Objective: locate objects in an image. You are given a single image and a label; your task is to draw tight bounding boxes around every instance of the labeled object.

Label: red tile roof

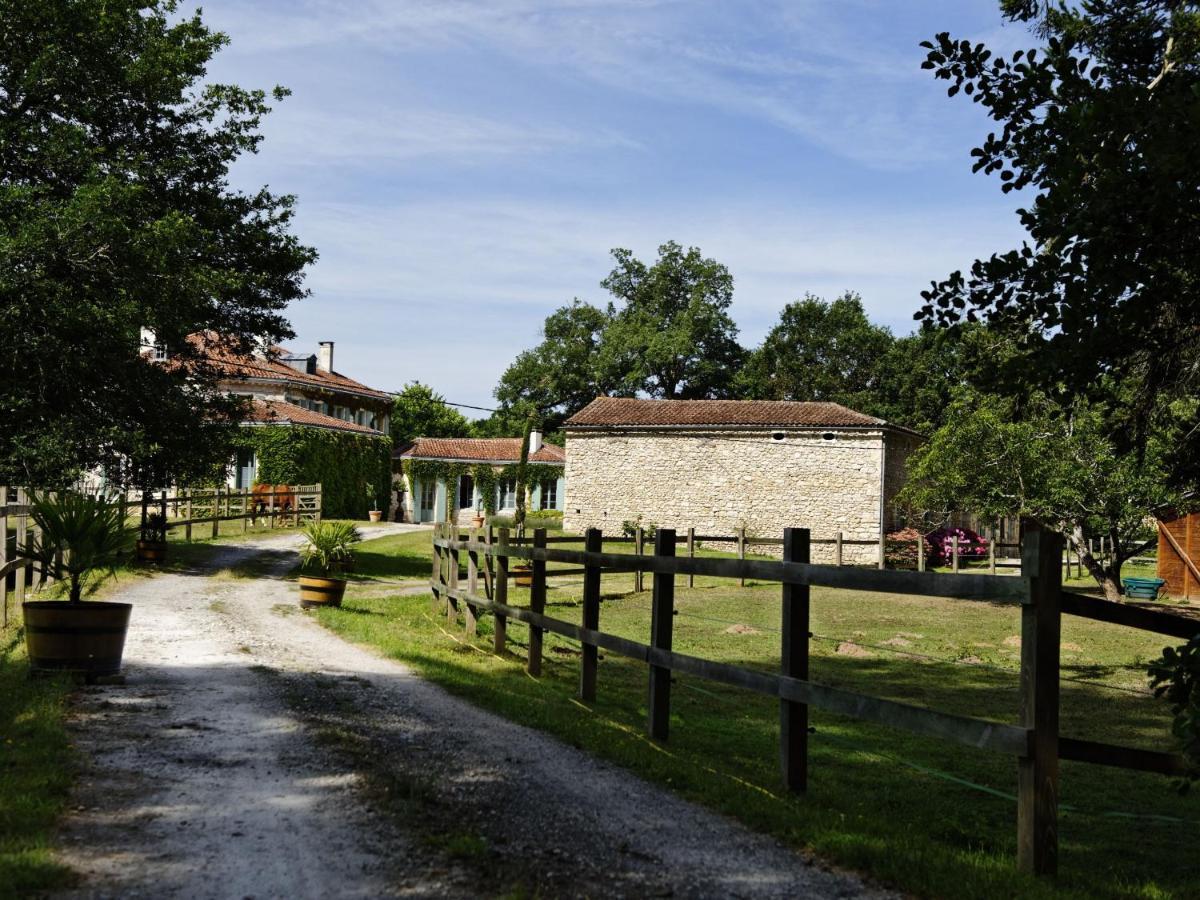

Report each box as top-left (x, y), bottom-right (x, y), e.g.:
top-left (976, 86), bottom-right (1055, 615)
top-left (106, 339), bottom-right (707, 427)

top-left (183, 332), bottom-right (391, 402)
top-left (565, 397), bottom-right (887, 429)
top-left (243, 400), bottom-right (382, 435)
top-left (396, 437), bottom-right (566, 464)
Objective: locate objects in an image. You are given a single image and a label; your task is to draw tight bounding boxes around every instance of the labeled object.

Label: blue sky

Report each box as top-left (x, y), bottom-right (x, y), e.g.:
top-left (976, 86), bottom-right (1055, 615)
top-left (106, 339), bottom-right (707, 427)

top-left (196, 1), bottom-right (1036, 410)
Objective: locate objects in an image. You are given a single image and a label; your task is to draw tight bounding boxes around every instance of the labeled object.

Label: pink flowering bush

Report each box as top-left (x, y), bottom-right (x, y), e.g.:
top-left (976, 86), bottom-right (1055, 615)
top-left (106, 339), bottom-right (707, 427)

top-left (925, 526), bottom-right (989, 566)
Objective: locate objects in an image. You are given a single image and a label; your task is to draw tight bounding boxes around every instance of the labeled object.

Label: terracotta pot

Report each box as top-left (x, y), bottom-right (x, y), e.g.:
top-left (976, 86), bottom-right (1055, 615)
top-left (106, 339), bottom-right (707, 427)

top-left (23, 601), bottom-right (132, 676)
top-left (368, 510), bottom-right (382, 523)
top-left (136, 539), bottom-right (167, 563)
top-left (298, 574), bottom-right (347, 609)
top-left (472, 515), bottom-right (485, 528)
top-left (513, 564), bottom-right (533, 588)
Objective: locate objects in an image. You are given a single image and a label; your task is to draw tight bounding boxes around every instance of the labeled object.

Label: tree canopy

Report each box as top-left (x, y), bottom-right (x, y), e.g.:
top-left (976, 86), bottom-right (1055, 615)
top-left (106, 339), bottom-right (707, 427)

top-left (390, 383), bottom-right (472, 446)
top-left (917, 0), bottom-right (1200, 465)
top-left (0, 0), bottom-right (314, 487)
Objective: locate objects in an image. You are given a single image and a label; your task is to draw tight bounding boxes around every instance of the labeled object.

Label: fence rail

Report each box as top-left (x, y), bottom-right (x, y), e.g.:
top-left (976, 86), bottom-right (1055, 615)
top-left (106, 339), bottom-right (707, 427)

top-left (429, 521), bottom-right (1197, 878)
top-left (126, 485), bottom-right (322, 538)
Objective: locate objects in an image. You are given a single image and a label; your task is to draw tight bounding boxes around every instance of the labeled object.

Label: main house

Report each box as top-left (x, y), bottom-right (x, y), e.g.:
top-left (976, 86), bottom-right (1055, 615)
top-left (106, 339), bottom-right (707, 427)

top-left (562, 397), bottom-right (921, 564)
top-left (394, 433), bottom-right (566, 525)
top-left (152, 331), bottom-right (394, 519)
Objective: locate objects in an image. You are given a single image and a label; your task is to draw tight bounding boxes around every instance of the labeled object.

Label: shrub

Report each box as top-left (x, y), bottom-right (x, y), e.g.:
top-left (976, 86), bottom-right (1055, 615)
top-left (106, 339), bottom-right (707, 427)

top-left (925, 526), bottom-right (988, 566)
top-left (300, 521), bottom-right (362, 576)
top-left (621, 515), bottom-right (657, 539)
top-left (885, 527), bottom-right (924, 570)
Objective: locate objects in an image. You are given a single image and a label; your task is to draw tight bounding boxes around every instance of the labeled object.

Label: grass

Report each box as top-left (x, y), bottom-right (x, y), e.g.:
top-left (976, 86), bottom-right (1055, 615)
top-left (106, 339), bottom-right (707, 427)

top-left (0, 626), bottom-right (75, 899)
top-left (312, 530), bottom-right (1200, 900)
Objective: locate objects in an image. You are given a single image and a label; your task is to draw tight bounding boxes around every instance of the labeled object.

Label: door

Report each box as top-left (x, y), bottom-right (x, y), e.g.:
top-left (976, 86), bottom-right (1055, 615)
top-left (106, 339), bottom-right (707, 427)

top-left (418, 478), bottom-right (437, 522)
top-left (235, 450), bottom-right (256, 489)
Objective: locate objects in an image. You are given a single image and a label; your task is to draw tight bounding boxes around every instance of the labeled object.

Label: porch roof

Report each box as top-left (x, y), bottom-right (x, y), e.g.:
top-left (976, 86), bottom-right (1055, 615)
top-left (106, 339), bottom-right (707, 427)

top-left (395, 437), bottom-right (565, 465)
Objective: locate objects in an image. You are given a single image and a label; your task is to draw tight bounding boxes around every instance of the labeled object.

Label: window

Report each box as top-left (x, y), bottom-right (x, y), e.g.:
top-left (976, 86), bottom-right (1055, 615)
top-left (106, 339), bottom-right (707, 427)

top-left (458, 475), bottom-right (474, 510)
top-left (539, 480), bottom-right (558, 510)
top-left (152, 342), bottom-right (168, 361)
top-left (419, 480), bottom-right (437, 519)
top-left (496, 478), bottom-right (517, 510)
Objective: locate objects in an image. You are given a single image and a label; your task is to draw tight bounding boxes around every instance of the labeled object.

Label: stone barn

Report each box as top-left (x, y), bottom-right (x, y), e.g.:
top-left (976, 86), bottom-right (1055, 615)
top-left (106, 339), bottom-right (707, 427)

top-left (562, 397), bottom-right (921, 564)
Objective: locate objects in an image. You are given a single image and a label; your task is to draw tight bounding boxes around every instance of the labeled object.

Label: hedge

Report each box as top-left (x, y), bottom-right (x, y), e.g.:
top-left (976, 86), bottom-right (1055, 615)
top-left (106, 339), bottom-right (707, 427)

top-left (235, 426), bottom-right (392, 520)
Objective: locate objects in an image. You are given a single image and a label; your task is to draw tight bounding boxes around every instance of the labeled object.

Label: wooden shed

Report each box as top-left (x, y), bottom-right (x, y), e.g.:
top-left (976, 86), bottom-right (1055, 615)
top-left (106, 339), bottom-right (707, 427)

top-left (1156, 511), bottom-right (1200, 599)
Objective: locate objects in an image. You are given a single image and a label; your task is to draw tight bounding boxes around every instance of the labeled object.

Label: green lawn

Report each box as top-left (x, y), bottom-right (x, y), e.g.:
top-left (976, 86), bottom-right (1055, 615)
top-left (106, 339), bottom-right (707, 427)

top-left (0, 627), bottom-right (74, 899)
top-left (313, 529), bottom-right (1200, 900)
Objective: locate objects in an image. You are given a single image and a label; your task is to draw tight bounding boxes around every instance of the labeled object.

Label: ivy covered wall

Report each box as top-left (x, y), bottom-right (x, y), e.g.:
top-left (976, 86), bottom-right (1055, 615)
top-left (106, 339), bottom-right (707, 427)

top-left (235, 426), bottom-right (392, 520)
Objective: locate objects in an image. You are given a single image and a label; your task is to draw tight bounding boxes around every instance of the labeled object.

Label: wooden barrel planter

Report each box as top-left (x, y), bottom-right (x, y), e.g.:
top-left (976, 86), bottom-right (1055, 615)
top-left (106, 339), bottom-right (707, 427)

top-left (298, 575), bottom-right (347, 609)
top-left (513, 564), bottom-right (533, 588)
top-left (23, 601), bottom-right (132, 676)
top-left (136, 539), bottom-right (167, 564)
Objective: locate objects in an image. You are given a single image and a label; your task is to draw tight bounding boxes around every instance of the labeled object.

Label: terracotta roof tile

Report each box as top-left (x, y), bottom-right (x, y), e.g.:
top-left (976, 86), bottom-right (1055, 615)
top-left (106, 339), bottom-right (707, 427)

top-left (396, 437), bottom-right (566, 464)
top-left (564, 397), bottom-right (886, 429)
top-left (182, 332), bottom-right (391, 401)
top-left (243, 399), bottom-right (382, 435)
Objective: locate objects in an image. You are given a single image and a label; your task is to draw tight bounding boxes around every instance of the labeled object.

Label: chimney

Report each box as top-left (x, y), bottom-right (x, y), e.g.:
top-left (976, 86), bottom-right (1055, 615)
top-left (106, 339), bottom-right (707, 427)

top-left (317, 341), bottom-right (334, 373)
top-left (529, 429), bottom-right (543, 454)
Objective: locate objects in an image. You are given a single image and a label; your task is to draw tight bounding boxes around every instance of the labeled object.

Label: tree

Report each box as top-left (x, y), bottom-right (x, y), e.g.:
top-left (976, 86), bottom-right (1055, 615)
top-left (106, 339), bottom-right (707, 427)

top-left (0, 0), bottom-right (315, 487)
top-left (899, 391), bottom-right (1178, 601)
top-left (917, 1), bottom-right (1200, 465)
top-left (493, 300), bottom-right (617, 431)
top-left (737, 292), bottom-right (894, 410)
top-left (599, 242), bottom-right (744, 398)
top-left (390, 383), bottom-right (472, 446)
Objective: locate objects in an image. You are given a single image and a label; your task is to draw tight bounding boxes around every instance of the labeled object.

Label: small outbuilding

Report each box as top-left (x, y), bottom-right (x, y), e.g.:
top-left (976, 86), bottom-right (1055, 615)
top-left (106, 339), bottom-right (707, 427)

top-left (562, 397), bottom-right (921, 564)
top-left (1156, 510), bottom-right (1200, 599)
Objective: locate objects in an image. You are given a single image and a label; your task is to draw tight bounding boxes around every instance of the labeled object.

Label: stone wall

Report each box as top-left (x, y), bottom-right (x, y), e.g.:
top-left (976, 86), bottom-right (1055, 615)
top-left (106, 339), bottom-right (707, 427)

top-left (563, 428), bottom-right (912, 564)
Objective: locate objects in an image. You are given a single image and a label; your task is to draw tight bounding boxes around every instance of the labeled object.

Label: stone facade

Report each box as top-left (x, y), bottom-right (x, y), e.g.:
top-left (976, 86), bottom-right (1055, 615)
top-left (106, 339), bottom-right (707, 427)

top-left (563, 428), bottom-right (918, 564)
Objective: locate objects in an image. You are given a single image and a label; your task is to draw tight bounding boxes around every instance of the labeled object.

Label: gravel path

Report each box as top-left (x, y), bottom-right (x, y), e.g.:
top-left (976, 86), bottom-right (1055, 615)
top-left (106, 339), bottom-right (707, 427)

top-left (54, 530), bottom-right (892, 899)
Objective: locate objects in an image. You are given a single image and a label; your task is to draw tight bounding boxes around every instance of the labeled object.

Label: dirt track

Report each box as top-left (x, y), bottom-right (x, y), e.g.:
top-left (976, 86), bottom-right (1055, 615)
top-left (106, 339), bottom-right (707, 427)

top-left (53, 529), bottom-right (891, 899)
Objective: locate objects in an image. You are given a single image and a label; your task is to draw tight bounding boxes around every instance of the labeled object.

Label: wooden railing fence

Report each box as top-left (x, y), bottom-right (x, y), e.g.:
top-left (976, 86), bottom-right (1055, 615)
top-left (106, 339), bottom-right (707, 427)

top-left (0, 487), bottom-right (55, 629)
top-left (430, 521), bottom-right (1197, 878)
top-left (124, 484), bottom-right (322, 538)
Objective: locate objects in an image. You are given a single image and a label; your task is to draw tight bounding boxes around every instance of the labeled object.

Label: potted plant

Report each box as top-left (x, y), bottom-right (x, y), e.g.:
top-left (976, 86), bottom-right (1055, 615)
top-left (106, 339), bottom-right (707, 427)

top-left (136, 510), bottom-right (168, 563)
top-left (18, 492), bottom-right (136, 676)
top-left (297, 520), bottom-right (361, 608)
top-left (472, 499), bottom-right (485, 530)
top-left (366, 480), bottom-right (382, 522)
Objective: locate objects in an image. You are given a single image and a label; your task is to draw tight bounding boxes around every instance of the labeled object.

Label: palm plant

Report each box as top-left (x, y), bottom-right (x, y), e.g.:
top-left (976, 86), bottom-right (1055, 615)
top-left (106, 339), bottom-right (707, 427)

top-left (20, 492), bottom-right (135, 604)
top-left (299, 521), bottom-right (361, 576)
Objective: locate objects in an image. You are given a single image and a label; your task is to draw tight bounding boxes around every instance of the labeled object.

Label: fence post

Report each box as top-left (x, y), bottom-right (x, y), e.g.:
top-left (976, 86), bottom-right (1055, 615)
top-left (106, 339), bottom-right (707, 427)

top-left (494, 527), bottom-right (509, 655)
top-left (1017, 523), bottom-right (1062, 877)
top-left (989, 538), bottom-right (997, 575)
top-left (527, 528), bottom-right (547, 676)
top-left (465, 527), bottom-right (479, 637)
top-left (211, 487), bottom-right (220, 539)
top-left (647, 528), bottom-right (677, 740)
top-left (184, 490), bottom-right (193, 542)
top-left (917, 533), bottom-right (926, 572)
top-left (738, 527), bottom-right (746, 587)
top-left (14, 489), bottom-right (28, 609)
top-left (447, 525), bottom-right (460, 626)
top-left (1, 487), bottom-right (8, 629)
top-left (635, 525), bottom-right (644, 592)
top-left (781, 527), bottom-right (811, 792)
top-left (687, 527), bottom-right (695, 589)
top-left (580, 528), bottom-right (603, 702)
top-left (647, 528), bottom-right (676, 741)
top-left (952, 534), bottom-right (960, 574)
top-left (878, 530), bottom-right (886, 570)
top-left (431, 524), bottom-right (444, 614)
top-left (314, 484), bottom-right (323, 524)
top-left (836, 531), bottom-right (843, 567)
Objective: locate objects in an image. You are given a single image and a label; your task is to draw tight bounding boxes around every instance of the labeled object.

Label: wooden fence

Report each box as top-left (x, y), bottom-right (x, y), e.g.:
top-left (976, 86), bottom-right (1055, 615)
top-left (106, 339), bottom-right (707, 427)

top-left (430, 522), bottom-right (1197, 878)
top-left (0, 487), bottom-right (56, 629)
top-left (125, 484), bottom-right (322, 539)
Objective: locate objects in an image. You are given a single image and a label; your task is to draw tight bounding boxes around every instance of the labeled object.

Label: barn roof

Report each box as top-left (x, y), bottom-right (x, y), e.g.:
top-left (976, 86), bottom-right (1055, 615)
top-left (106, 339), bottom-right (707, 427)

top-left (395, 437), bottom-right (566, 465)
top-left (564, 397), bottom-right (891, 430)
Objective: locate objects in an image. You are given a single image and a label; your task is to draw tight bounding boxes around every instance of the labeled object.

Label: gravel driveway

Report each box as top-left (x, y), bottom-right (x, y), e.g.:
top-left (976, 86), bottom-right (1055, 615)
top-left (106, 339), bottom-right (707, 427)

top-left (53, 528), bottom-right (892, 899)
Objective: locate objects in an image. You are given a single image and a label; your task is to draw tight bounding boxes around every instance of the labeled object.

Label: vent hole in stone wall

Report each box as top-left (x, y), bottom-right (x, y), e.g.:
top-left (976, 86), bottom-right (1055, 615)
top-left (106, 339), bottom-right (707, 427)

top-left (771, 432), bottom-right (786, 441)
top-left (822, 432), bottom-right (836, 441)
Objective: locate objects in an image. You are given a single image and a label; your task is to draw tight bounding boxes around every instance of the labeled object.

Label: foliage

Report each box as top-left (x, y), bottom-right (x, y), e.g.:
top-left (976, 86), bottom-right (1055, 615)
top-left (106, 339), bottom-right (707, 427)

top-left (916, 1), bottom-right (1200, 467)
top-left (0, 0), bottom-right (315, 488)
top-left (299, 520), bottom-right (361, 577)
top-left (18, 492), bottom-right (135, 603)
top-left (1147, 633), bottom-right (1200, 787)
top-left (402, 459), bottom-right (562, 518)
top-left (494, 301), bottom-right (617, 431)
top-left (621, 516), bottom-right (657, 539)
top-left (899, 391), bottom-right (1177, 599)
top-left (390, 382), bottom-right (471, 446)
top-left (140, 512), bottom-right (168, 544)
top-left (925, 526), bottom-right (988, 567)
top-left (738, 292), bottom-right (894, 409)
top-left (600, 242), bottom-right (744, 399)
top-left (884, 527), bottom-right (924, 570)
top-left (488, 510), bottom-right (563, 531)
top-left (237, 427), bottom-right (391, 520)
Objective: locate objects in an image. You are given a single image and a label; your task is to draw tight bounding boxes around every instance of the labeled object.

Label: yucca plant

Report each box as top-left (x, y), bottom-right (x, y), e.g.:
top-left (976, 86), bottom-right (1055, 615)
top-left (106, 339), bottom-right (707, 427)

top-left (19, 492), bottom-right (136, 604)
top-left (299, 521), bottom-right (362, 576)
